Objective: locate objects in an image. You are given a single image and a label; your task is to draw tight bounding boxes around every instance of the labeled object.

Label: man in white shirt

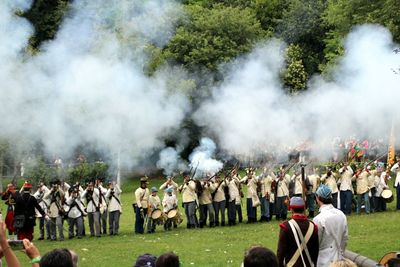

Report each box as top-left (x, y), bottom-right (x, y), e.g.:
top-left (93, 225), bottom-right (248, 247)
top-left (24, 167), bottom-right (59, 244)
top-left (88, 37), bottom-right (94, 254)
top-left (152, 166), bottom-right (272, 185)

top-left (178, 172), bottom-right (197, 229)
top-left (134, 177), bottom-right (150, 234)
top-left (66, 186), bottom-right (86, 239)
top-left (313, 185), bottom-right (348, 267)
top-left (105, 180), bottom-right (122, 235)
top-left (162, 187), bottom-right (177, 231)
top-left (390, 159), bottom-right (400, 210)
top-left (81, 181), bottom-right (101, 237)
top-left (338, 165), bottom-right (354, 215)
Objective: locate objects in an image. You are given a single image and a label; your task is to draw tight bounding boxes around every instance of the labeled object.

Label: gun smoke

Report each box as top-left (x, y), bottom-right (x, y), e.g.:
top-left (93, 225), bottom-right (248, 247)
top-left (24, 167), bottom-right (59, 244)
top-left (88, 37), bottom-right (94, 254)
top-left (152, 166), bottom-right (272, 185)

top-left (1, 0), bottom-right (400, 177)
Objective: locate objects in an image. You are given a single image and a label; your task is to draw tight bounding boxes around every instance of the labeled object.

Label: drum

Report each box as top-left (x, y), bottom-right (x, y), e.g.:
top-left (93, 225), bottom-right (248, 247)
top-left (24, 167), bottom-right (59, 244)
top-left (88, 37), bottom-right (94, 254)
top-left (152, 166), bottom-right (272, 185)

top-left (151, 209), bottom-right (162, 220)
top-left (379, 252), bottom-right (400, 265)
top-left (167, 209), bottom-right (183, 225)
top-left (381, 189), bottom-right (394, 203)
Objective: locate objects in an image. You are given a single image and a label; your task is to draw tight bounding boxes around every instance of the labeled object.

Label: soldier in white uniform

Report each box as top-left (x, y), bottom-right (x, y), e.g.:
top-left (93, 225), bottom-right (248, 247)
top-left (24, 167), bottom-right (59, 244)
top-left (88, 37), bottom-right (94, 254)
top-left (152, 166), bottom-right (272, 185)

top-left (272, 169), bottom-right (290, 220)
top-left (226, 172), bottom-right (241, 226)
top-left (367, 167), bottom-right (379, 212)
top-left (160, 176), bottom-right (179, 228)
top-left (306, 170), bottom-right (320, 217)
top-left (198, 178), bottom-right (216, 228)
top-left (338, 165), bottom-right (355, 215)
top-left (44, 180), bottom-right (65, 241)
top-left (134, 177), bottom-right (150, 234)
top-left (212, 175), bottom-right (227, 226)
top-left (289, 171), bottom-right (303, 198)
top-left (147, 187), bottom-right (161, 233)
top-left (105, 180), bottom-right (122, 235)
top-left (390, 159), bottom-right (400, 210)
top-left (81, 181), bottom-right (101, 237)
top-left (355, 166), bottom-right (371, 214)
top-left (320, 169), bottom-right (339, 208)
top-left (240, 169), bottom-right (258, 223)
top-left (96, 179), bottom-right (108, 234)
top-left (160, 176), bottom-right (179, 196)
top-left (178, 173), bottom-right (197, 229)
top-left (66, 186), bottom-right (86, 239)
top-left (259, 171), bottom-right (274, 222)
top-left (162, 187), bottom-right (177, 231)
top-left (33, 181), bottom-right (51, 240)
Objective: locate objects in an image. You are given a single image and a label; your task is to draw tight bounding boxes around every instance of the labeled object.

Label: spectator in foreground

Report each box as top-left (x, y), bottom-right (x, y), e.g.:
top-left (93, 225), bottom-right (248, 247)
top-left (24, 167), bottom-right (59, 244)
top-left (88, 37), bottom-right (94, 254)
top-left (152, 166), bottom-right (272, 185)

top-left (277, 197), bottom-right (319, 267)
top-left (155, 252), bottom-right (180, 267)
top-left (134, 253), bottom-right (157, 267)
top-left (242, 246), bottom-right (278, 267)
top-left (40, 248), bottom-right (73, 267)
top-left (23, 239), bottom-right (79, 267)
top-left (313, 185), bottom-right (348, 267)
top-left (329, 258), bottom-right (357, 267)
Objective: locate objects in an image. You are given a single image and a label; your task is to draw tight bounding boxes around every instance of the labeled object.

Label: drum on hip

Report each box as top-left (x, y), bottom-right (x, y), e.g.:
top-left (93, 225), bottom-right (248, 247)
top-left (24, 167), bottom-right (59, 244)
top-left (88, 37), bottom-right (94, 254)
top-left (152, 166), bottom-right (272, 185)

top-left (381, 189), bottom-right (394, 203)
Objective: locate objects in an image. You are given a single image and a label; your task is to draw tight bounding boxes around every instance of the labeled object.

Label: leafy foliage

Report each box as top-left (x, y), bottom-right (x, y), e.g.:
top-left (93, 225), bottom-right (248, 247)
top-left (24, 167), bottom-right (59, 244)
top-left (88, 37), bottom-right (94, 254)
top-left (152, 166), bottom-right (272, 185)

top-left (162, 4), bottom-right (266, 72)
top-left (22, 0), bottom-right (70, 49)
top-left (283, 44), bottom-right (308, 93)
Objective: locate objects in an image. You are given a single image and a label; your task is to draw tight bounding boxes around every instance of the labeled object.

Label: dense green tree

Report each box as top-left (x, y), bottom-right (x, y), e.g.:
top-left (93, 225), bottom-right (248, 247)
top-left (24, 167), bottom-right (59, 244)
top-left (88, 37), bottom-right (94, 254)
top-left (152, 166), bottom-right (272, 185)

top-left (322, 0), bottom-right (400, 72)
top-left (23, 0), bottom-right (70, 49)
top-left (162, 4), bottom-right (266, 72)
top-left (283, 44), bottom-right (308, 93)
top-left (277, 0), bottom-right (328, 76)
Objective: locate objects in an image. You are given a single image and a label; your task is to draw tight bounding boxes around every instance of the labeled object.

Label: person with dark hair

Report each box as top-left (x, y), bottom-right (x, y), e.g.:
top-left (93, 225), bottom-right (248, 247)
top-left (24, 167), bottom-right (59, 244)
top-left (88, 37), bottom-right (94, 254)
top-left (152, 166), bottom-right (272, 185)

top-left (40, 248), bottom-right (73, 267)
top-left (313, 185), bottom-right (348, 267)
top-left (338, 164), bottom-right (354, 215)
top-left (1, 184), bottom-right (17, 236)
top-left (243, 246), bottom-right (279, 267)
top-left (106, 180), bottom-right (122, 235)
top-left (14, 182), bottom-right (47, 241)
top-left (155, 252), bottom-right (180, 267)
top-left (82, 181), bottom-right (101, 237)
top-left (277, 197), bottom-right (319, 267)
top-left (134, 177), bottom-right (150, 234)
top-left (178, 174), bottom-right (197, 229)
top-left (44, 180), bottom-right (65, 241)
top-left (134, 253), bottom-right (157, 267)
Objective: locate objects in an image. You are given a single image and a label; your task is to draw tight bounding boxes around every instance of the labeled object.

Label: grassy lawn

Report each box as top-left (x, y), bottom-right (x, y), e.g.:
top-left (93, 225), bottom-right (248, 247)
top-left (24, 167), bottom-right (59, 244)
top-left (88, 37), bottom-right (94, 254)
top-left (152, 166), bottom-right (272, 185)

top-left (4, 177), bottom-right (400, 266)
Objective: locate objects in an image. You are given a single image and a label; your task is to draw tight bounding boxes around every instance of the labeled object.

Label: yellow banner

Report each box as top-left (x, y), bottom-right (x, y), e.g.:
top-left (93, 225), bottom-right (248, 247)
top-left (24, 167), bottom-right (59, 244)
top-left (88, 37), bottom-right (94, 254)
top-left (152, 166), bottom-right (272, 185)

top-left (387, 123), bottom-right (396, 166)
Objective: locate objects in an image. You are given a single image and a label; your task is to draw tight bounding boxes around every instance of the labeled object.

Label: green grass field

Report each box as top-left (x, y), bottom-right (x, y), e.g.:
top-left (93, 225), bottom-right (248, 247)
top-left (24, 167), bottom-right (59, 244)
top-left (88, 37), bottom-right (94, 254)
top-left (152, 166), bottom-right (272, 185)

top-left (4, 177), bottom-right (400, 267)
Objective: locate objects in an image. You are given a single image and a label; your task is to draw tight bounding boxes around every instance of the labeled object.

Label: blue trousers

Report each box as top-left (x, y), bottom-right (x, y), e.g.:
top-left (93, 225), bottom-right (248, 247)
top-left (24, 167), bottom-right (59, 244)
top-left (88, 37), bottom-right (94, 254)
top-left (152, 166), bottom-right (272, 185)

top-left (260, 197), bottom-right (270, 218)
top-left (246, 198), bottom-right (257, 221)
top-left (356, 191), bottom-right (370, 214)
top-left (396, 186), bottom-right (400, 210)
top-left (183, 201), bottom-right (197, 227)
top-left (135, 207), bottom-right (146, 234)
top-left (340, 190), bottom-right (352, 215)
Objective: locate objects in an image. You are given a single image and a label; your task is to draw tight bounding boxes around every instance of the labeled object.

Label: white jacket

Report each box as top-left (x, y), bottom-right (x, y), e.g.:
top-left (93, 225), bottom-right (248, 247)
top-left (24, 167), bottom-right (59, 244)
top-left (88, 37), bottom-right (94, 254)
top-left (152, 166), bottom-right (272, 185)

top-left (105, 185), bottom-right (122, 212)
top-left (66, 195), bottom-right (86, 219)
top-left (390, 163), bottom-right (400, 187)
top-left (313, 204), bottom-right (348, 267)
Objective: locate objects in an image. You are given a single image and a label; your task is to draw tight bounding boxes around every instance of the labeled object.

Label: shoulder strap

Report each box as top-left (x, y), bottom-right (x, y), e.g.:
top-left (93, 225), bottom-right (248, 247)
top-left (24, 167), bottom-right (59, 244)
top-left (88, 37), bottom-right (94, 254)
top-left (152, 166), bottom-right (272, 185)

top-left (287, 219), bottom-right (314, 267)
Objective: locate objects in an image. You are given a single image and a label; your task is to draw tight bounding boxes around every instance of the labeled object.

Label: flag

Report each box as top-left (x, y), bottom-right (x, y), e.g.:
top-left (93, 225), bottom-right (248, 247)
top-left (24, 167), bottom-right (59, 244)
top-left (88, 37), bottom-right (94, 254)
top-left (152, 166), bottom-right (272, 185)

top-left (387, 123), bottom-right (396, 166)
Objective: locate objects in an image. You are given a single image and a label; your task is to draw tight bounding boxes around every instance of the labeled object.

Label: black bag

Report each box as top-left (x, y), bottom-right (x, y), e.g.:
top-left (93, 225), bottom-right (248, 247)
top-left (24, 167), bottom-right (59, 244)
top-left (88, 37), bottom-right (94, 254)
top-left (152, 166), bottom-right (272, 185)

top-left (13, 214), bottom-right (25, 229)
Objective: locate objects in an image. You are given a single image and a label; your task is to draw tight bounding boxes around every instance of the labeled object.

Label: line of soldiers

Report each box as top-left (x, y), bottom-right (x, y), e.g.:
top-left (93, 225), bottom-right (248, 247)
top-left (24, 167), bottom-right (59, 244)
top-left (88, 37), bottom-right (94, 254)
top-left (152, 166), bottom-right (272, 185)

top-left (134, 160), bottom-right (399, 233)
top-left (1, 178), bottom-right (122, 241)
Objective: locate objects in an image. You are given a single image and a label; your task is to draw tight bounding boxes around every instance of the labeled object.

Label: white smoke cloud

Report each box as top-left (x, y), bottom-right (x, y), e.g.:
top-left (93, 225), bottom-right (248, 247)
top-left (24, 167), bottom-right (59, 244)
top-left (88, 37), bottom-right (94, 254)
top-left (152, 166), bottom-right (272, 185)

top-left (156, 146), bottom-right (188, 176)
top-left (195, 25), bottom-right (400, 162)
top-left (188, 137), bottom-right (223, 178)
top-left (0, 0), bottom-right (189, 170)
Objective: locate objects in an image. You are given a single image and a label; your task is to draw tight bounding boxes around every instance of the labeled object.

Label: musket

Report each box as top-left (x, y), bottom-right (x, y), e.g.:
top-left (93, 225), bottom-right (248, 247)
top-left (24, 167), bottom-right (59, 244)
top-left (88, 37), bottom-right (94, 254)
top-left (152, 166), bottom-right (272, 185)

top-left (190, 161), bottom-right (200, 180)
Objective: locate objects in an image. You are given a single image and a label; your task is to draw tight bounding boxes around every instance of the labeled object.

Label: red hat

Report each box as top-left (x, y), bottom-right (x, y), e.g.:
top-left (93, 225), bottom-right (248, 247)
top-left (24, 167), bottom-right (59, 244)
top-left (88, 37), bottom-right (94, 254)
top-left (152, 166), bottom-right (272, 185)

top-left (23, 181), bottom-right (33, 189)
